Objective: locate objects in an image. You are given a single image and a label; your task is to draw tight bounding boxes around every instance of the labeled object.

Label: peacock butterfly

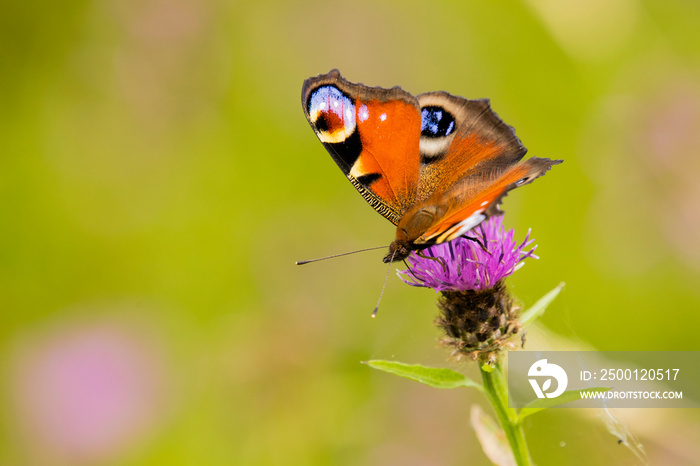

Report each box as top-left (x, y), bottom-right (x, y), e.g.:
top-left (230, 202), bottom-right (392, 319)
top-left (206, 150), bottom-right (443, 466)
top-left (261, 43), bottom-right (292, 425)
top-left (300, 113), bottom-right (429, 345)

top-left (302, 70), bottom-right (561, 263)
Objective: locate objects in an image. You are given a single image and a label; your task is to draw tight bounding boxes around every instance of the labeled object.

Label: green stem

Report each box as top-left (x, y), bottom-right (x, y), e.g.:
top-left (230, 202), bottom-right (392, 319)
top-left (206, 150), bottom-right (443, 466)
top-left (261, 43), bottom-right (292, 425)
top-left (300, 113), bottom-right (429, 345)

top-left (480, 362), bottom-right (532, 466)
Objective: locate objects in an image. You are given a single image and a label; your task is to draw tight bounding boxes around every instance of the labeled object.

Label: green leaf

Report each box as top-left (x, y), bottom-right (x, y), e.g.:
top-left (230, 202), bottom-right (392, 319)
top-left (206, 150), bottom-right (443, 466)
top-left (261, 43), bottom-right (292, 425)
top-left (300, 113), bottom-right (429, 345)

top-left (364, 360), bottom-right (482, 390)
top-left (517, 387), bottom-right (611, 421)
top-left (520, 282), bottom-right (565, 327)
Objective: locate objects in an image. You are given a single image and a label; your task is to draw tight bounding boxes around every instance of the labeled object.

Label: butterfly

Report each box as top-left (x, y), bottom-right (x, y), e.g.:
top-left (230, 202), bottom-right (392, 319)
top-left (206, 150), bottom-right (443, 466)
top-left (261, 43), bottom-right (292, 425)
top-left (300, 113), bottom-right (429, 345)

top-left (302, 70), bottom-right (561, 263)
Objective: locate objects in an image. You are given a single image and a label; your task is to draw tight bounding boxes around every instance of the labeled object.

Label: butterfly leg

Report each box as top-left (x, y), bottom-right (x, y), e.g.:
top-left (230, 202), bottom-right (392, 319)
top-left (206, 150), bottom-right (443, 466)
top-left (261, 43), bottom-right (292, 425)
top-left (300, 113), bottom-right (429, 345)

top-left (402, 259), bottom-right (425, 283)
top-left (415, 250), bottom-right (448, 274)
top-left (464, 225), bottom-right (491, 255)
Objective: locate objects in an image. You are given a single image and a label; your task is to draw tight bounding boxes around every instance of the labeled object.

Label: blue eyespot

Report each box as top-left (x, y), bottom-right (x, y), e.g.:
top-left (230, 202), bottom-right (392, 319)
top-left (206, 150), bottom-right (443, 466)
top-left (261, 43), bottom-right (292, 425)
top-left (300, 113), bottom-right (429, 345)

top-left (308, 86), bottom-right (356, 142)
top-left (421, 106), bottom-right (455, 138)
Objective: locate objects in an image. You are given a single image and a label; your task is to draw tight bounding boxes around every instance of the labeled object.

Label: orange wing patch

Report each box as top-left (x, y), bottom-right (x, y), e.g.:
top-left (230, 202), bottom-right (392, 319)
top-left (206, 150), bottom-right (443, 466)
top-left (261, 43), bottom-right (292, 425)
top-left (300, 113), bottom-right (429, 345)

top-left (350, 98), bottom-right (421, 215)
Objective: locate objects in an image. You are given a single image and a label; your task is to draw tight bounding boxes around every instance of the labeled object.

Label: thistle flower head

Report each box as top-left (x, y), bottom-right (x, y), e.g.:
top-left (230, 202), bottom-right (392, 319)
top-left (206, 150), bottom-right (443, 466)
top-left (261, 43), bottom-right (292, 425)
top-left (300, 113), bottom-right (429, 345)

top-left (398, 216), bottom-right (537, 292)
top-left (397, 216), bottom-right (539, 363)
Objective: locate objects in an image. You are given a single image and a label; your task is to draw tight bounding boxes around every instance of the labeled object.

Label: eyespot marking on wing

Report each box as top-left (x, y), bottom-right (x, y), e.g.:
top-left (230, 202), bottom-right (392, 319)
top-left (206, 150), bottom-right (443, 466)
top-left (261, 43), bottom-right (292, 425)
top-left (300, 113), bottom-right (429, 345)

top-left (308, 86), bottom-right (356, 144)
top-left (419, 105), bottom-right (457, 162)
top-left (421, 106), bottom-right (455, 138)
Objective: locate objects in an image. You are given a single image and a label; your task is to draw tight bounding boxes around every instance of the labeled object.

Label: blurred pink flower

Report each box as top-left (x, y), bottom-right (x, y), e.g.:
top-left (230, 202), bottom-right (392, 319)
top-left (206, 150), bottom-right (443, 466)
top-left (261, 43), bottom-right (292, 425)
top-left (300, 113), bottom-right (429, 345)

top-left (11, 320), bottom-right (168, 463)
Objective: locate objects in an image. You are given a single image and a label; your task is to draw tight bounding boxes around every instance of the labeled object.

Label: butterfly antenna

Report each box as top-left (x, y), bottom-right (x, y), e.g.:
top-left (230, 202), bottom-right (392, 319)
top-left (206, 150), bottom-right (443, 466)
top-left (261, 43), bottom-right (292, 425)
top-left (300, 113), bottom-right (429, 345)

top-left (295, 245), bottom-right (388, 265)
top-left (372, 248), bottom-right (397, 318)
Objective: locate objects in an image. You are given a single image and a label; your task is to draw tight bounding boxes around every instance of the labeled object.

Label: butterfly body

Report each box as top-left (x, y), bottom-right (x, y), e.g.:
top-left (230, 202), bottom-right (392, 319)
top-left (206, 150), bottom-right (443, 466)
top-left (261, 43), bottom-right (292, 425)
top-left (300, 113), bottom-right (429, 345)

top-left (302, 70), bottom-right (561, 263)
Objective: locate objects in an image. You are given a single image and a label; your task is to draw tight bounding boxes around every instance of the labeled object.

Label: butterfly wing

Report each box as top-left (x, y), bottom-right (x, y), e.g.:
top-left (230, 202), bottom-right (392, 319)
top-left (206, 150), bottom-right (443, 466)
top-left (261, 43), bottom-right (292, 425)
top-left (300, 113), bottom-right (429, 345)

top-left (397, 92), bottom-right (561, 245)
top-left (417, 158), bottom-right (560, 244)
top-left (302, 70), bottom-right (422, 225)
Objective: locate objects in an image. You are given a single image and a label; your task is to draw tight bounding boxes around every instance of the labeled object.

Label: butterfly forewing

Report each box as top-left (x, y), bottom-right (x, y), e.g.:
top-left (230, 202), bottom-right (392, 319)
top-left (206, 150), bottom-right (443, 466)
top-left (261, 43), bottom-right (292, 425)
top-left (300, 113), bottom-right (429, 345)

top-left (302, 70), bottom-right (422, 225)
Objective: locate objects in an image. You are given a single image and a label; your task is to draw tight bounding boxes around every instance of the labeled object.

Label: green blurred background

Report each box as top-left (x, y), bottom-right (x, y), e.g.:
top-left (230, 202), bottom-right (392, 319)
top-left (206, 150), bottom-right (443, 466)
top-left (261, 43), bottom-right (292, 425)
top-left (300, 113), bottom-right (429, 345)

top-left (2, 0), bottom-right (699, 464)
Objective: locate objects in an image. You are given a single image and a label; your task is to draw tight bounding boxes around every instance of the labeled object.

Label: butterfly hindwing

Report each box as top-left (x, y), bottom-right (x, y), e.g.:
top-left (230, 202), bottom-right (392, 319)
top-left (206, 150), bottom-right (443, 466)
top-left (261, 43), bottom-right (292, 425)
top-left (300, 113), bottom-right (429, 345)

top-left (301, 70), bottom-right (422, 225)
top-left (415, 92), bottom-right (528, 202)
top-left (417, 157), bottom-right (560, 244)
top-left (396, 92), bottom-right (560, 247)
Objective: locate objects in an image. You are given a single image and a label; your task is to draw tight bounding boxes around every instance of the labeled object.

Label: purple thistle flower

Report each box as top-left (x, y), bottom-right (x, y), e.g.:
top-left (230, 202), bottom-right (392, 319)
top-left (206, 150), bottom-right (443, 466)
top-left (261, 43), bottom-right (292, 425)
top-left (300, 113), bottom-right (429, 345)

top-left (398, 216), bottom-right (538, 292)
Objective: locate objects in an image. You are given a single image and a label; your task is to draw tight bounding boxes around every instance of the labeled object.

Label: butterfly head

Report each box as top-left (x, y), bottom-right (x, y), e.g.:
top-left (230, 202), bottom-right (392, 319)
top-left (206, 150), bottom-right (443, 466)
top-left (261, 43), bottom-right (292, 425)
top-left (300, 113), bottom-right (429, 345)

top-left (383, 240), bottom-right (412, 263)
top-left (384, 224), bottom-right (419, 262)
